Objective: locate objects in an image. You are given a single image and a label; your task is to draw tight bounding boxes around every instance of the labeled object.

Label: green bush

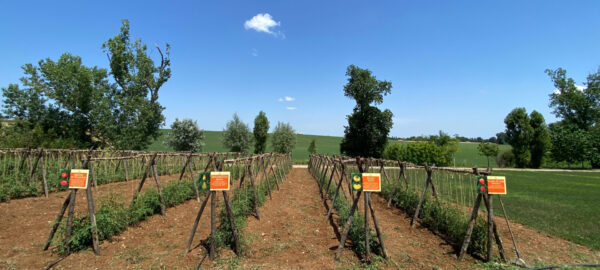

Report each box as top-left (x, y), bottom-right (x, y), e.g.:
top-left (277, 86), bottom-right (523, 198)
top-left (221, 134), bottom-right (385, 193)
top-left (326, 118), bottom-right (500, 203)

top-left (495, 150), bottom-right (514, 168)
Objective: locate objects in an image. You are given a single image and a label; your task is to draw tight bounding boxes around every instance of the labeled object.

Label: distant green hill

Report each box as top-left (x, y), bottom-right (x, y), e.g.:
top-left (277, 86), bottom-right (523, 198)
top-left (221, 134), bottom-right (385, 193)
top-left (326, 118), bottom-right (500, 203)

top-left (148, 130), bottom-right (510, 166)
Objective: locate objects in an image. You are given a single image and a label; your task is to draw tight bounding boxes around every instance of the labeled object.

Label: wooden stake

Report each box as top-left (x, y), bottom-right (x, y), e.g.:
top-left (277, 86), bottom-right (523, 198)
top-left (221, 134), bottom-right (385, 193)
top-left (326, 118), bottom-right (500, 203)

top-left (364, 192), bottom-right (370, 263)
top-left (64, 189), bottom-right (77, 255)
top-left (335, 191), bottom-right (362, 260)
top-left (368, 194), bottom-right (388, 258)
top-left (185, 191), bottom-right (211, 254)
top-left (223, 191), bottom-right (241, 255)
top-left (152, 162), bottom-right (167, 217)
top-left (43, 195), bottom-right (71, 250)
top-left (411, 167), bottom-right (432, 228)
top-left (458, 193), bottom-right (483, 260)
top-left (41, 155), bottom-right (49, 198)
top-left (209, 191), bottom-right (216, 260)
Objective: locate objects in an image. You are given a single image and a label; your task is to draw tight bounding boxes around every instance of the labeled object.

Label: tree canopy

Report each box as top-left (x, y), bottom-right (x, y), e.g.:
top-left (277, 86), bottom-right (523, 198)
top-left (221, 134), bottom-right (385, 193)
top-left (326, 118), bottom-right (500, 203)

top-left (167, 118), bottom-right (204, 152)
top-left (340, 65), bottom-right (393, 158)
top-left (1, 19), bottom-right (170, 150)
top-left (271, 122), bottom-right (296, 154)
top-left (253, 111), bottom-right (269, 154)
top-left (222, 113), bottom-right (253, 152)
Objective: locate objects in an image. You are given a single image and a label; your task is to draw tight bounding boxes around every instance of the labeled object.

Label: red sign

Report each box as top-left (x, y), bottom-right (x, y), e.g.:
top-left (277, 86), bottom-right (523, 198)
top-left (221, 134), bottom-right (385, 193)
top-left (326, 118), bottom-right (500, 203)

top-left (487, 176), bottom-right (506, 195)
top-left (210, 172), bottom-right (230, 191)
top-left (69, 169), bottom-right (89, 189)
top-left (361, 173), bottom-right (381, 192)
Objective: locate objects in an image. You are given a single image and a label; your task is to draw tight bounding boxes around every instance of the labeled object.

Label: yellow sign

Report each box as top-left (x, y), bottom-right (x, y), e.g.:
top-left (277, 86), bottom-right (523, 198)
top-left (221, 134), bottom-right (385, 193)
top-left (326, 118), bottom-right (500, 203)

top-left (69, 169), bottom-right (89, 189)
top-left (487, 176), bottom-right (506, 195)
top-left (361, 173), bottom-right (381, 192)
top-left (210, 172), bottom-right (230, 191)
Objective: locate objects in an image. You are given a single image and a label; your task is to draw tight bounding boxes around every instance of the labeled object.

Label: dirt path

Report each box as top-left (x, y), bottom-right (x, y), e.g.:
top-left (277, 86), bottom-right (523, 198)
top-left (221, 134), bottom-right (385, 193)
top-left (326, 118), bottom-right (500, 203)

top-left (236, 167), bottom-right (358, 269)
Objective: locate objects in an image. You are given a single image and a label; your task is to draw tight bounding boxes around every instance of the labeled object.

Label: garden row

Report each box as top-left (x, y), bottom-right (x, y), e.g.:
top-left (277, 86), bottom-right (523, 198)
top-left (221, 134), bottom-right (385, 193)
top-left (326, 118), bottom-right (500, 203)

top-left (309, 154), bottom-right (491, 262)
top-left (44, 152), bottom-right (291, 268)
top-left (0, 148), bottom-right (246, 201)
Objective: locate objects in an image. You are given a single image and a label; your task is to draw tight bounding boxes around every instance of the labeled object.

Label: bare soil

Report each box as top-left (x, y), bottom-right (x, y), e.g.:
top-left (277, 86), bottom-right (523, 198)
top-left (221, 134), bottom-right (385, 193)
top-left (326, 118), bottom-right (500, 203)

top-left (0, 168), bottom-right (597, 270)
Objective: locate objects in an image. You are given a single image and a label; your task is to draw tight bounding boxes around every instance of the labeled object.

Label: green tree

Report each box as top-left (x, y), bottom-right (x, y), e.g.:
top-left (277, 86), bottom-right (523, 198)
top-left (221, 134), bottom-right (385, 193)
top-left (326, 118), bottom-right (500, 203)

top-left (529, 111), bottom-right (551, 168)
top-left (167, 118), bottom-right (204, 152)
top-left (1, 54), bottom-right (112, 148)
top-left (307, 139), bottom-right (317, 154)
top-left (546, 68), bottom-right (600, 167)
top-left (253, 111), bottom-right (269, 154)
top-left (222, 113), bottom-right (252, 152)
top-left (477, 142), bottom-right (500, 168)
top-left (383, 142), bottom-right (451, 166)
top-left (340, 65), bottom-right (393, 158)
top-left (271, 122), bottom-right (296, 154)
top-left (549, 123), bottom-right (591, 167)
top-left (504, 108), bottom-right (533, 168)
top-left (102, 19), bottom-right (171, 150)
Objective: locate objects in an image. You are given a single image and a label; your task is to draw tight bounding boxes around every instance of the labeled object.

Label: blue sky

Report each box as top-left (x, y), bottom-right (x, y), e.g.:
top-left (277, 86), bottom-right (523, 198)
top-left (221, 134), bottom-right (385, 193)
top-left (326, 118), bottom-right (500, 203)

top-left (1, 1), bottom-right (599, 138)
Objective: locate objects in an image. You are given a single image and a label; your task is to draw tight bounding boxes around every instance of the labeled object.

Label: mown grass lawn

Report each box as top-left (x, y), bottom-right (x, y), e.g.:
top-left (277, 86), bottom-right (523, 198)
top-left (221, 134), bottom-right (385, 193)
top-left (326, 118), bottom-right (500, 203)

top-left (492, 170), bottom-right (600, 250)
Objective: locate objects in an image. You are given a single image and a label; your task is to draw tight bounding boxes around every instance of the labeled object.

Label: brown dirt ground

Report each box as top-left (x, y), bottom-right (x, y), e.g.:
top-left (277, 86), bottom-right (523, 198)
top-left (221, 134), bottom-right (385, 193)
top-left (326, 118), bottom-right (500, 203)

top-left (0, 168), bottom-right (598, 269)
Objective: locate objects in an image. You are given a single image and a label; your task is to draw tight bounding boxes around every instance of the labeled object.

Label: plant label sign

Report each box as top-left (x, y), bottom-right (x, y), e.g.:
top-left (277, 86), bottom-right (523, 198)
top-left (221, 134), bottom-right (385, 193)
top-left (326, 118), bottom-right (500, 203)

top-left (487, 176), bottom-right (506, 195)
top-left (68, 169), bottom-right (89, 189)
top-left (199, 171), bottom-right (230, 191)
top-left (350, 173), bottom-right (381, 192)
top-left (362, 173), bottom-right (381, 192)
top-left (198, 172), bottom-right (210, 191)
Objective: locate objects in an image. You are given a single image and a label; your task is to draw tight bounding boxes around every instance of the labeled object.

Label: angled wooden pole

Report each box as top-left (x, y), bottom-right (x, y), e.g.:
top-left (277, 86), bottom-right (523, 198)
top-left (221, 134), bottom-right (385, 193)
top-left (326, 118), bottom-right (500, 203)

top-left (43, 195), bottom-right (71, 250)
top-left (458, 193), bottom-right (483, 260)
top-left (82, 155), bottom-right (100, 255)
top-left (411, 166), bottom-right (432, 228)
top-left (368, 194), bottom-right (387, 258)
top-left (185, 191), bottom-right (211, 254)
top-left (151, 159), bottom-right (167, 217)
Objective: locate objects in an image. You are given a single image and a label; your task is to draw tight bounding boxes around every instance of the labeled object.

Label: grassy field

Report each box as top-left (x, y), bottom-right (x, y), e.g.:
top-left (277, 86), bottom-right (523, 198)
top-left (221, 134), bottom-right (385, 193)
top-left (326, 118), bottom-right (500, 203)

top-left (148, 130), bottom-right (343, 162)
top-left (148, 129), bottom-right (510, 166)
top-left (492, 170), bottom-right (600, 250)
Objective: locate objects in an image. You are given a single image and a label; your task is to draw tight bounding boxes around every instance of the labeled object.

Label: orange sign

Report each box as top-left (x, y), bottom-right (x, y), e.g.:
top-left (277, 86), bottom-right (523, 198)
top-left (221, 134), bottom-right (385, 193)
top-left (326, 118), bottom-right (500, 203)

top-left (487, 176), bottom-right (506, 194)
top-left (69, 169), bottom-right (89, 189)
top-left (361, 173), bottom-right (381, 192)
top-left (210, 172), bottom-right (230, 191)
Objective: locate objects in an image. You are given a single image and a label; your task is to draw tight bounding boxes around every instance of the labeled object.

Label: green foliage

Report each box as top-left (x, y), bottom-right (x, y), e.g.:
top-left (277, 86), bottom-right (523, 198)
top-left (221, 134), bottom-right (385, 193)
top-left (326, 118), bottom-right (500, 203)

top-left (55, 180), bottom-right (196, 254)
top-left (1, 19), bottom-right (170, 150)
top-left (477, 142), bottom-right (500, 168)
top-left (102, 19), bottom-right (170, 150)
top-left (307, 139), bottom-right (317, 154)
top-left (549, 123), bottom-right (591, 166)
top-left (504, 108), bottom-right (533, 168)
top-left (166, 118), bottom-right (204, 152)
top-left (222, 113), bottom-right (253, 153)
top-left (495, 150), bottom-right (514, 168)
top-left (253, 111), bottom-right (269, 154)
top-left (271, 122), bottom-right (296, 154)
top-left (529, 111), bottom-right (551, 168)
top-left (383, 141), bottom-right (453, 166)
top-left (546, 68), bottom-right (600, 168)
top-left (340, 65), bottom-right (393, 158)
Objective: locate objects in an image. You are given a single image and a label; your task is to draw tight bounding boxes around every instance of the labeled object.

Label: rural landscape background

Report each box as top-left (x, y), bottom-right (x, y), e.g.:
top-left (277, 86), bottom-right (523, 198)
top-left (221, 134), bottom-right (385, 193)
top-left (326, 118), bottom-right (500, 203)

top-left (1, 1), bottom-right (599, 269)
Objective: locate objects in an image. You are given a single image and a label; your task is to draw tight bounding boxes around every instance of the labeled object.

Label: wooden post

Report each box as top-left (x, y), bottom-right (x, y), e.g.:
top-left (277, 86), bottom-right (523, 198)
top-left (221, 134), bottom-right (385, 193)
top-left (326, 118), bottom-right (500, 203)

top-left (326, 162), bottom-right (346, 220)
top-left (364, 191), bottom-right (371, 263)
top-left (335, 191), bottom-right (362, 260)
top-left (458, 193), bottom-right (483, 260)
top-left (43, 195), bottom-right (71, 250)
top-left (248, 161), bottom-right (261, 220)
top-left (82, 156), bottom-right (100, 255)
top-left (185, 191), bottom-right (211, 254)
top-left (64, 190), bottom-right (78, 255)
top-left (29, 149), bottom-right (43, 185)
top-left (41, 155), bottom-right (49, 198)
top-left (178, 153), bottom-right (193, 182)
top-left (188, 161), bottom-right (200, 202)
top-left (209, 190), bottom-right (216, 260)
top-left (368, 194), bottom-right (387, 258)
top-left (90, 162), bottom-right (98, 188)
top-left (411, 166), bottom-right (432, 228)
top-left (222, 191), bottom-right (241, 255)
top-left (261, 157), bottom-right (273, 200)
top-left (131, 153), bottom-right (156, 204)
top-left (152, 161), bottom-right (167, 217)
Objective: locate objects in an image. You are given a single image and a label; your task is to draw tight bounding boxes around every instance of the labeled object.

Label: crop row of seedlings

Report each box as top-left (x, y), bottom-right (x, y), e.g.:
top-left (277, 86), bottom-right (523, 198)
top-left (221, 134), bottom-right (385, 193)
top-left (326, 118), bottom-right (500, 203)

top-left (0, 148), bottom-right (248, 201)
top-left (308, 155), bottom-right (383, 261)
top-left (45, 152), bottom-right (291, 265)
top-left (313, 154), bottom-right (489, 260)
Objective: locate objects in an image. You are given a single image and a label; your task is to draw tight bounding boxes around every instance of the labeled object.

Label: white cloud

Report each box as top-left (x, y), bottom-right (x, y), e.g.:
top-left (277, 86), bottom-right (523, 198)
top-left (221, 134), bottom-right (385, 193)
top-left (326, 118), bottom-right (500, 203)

top-left (286, 106), bottom-right (297, 110)
top-left (554, 84), bottom-right (586, 94)
top-left (278, 96), bottom-right (295, 102)
top-left (251, 48), bottom-right (258, 57)
top-left (244, 13), bottom-right (280, 35)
